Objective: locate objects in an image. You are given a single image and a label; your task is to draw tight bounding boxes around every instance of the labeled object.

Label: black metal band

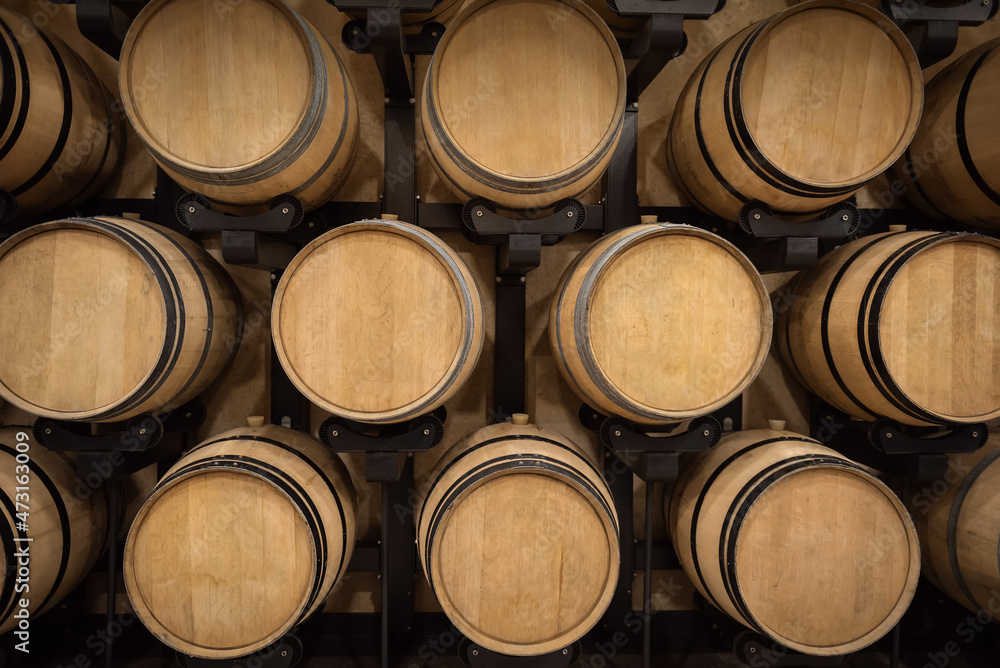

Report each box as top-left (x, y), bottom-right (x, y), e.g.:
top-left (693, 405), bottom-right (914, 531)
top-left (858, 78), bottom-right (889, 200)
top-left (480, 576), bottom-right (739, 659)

top-left (945, 448), bottom-right (1000, 611)
top-left (954, 47), bottom-right (1000, 207)
top-left (0, 16), bottom-right (29, 162)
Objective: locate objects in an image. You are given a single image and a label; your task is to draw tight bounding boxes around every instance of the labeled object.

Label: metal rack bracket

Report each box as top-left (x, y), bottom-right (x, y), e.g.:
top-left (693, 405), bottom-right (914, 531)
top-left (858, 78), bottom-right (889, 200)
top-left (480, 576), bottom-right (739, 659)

top-left (885, 0), bottom-right (999, 68)
top-left (461, 641), bottom-right (580, 667)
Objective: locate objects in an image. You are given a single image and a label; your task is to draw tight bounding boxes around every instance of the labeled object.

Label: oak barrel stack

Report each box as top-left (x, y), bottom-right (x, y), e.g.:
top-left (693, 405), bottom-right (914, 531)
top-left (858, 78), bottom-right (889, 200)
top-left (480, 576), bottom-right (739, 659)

top-left (667, 0), bottom-right (923, 221)
top-left (776, 230), bottom-right (1000, 426)
top-left (887, 37), bottom-right (1000, 228)
top-left (668, 429), bottom-right (920, 656)
top-left (0, 430), bottom-right (107, 635)
top-left (549, 222), bottom-right (771, 424)
top-left (911, 434), bottom-right (1000, 617)
top-left (119, 0), bottom-right (359, 212)
top-left (0, 217), bottom-right (243, 422)
top-left (421, 0), bottom-right (626, 211)
top-left (417, 419), bottom-right (619, 656)
top-left (0, 7), bottom-right (124, 215)
top-left (272, 218), bottom-right (484, 424)
top-left (124, 424), bottom-right (357, 660)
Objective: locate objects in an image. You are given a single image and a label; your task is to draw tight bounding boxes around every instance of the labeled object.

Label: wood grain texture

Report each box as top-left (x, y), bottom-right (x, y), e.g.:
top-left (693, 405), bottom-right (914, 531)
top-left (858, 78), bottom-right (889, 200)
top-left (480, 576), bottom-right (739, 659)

top-left (119, 0), bottom-right (359, 211)
top-left (272, 219), bottom-right (484, 424)
top-left (0, 7), bottom-right (124, 214)
top-left (549, 223), bottom-right (771, 424)
top-left (124, 425), bottom-right (357, 660)
top-left (417, 421), bottom-right (618, 655)
top-left (420, 0), bottom-right (625, 210)
top-left (667, 0), bottom-right (923, 221)
top-left (777, 230), bottom-right (1000, 426)
top-left (668, 428), bottom-right (919, 656)
top-left (0, 217), bottom-right (243, 421)
top-left (911, 433), bottom-right (1000, 617)
top-left (887, 38), bottom-right (1000, 227)
top-left (0, 430), bottom-right (107, 635)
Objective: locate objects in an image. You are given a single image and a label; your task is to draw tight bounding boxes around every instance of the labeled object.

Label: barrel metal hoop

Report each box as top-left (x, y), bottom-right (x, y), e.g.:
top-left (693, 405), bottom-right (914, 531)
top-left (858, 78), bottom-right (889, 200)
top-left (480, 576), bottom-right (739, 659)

top-left (954, 47), bottom-right (1000, 207)
top-left (0, 15), bottom-right (30, 162)
top-left (945, 448), bottom-right (1000, 611)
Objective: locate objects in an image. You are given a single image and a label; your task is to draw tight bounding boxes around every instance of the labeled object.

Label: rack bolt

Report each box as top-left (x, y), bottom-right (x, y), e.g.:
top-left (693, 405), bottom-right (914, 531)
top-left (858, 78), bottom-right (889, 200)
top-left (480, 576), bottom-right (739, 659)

top-left (520, 276), bottom-right (526, 283)
top-left (281, 650), bottom-right (288, 657)
top-left (353, 28), bottom-right (360, 35)
top-left (750, 647), bottom-right (756, 653)
top-left (615, 430), bottom-right (621, 437)
top-left (432, 31), bottom-right (439, 37)
top-left (384, 97), bottom-right (390, 104)
top-left (476, 210), bottom-right (483, 217)
top-left (332, 430), bottom-right (339, 437)
top-left (495, 276), bottom-right (502, 283)
top-left (45, 428), bottom-right (51, 435)
top-left (472, 650), bottom-right (479, 656)
top-left (567, 210), bottom-right (574, 217)
top-left (973, 432), bottom-right (979, 438)
top-left (703, 429), bottom-right (710, 437)
top-left (631, 102), bottom-right (638, 109)
top-left (562, 649), bottom-right (568, 655)
top-left (188, 206), bottom-right (196, 213)
top-left (270, 273), bottom-right (277, 281)
top-left (185, 412), bottom-right (192, 418)
top-left (423, 429), bottom-right (430, 436)
top-left (282, 207), bottom-right (289, 214)
top-left (308, 221), bottom-right (315, 228)
top-left (885, 432), bottom-right (893, 439)
top-left (409, 97), bottom-right (416, 104)
top-left (139, 428), bottom-right (146, 435)
top-left (754, 213), bottom-right (761, 220)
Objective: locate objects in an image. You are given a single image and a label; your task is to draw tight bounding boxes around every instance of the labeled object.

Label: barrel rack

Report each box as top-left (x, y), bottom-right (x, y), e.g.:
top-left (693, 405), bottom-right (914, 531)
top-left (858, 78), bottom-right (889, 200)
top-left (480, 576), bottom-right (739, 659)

top-left (1, 1), bottom-right (999, 667)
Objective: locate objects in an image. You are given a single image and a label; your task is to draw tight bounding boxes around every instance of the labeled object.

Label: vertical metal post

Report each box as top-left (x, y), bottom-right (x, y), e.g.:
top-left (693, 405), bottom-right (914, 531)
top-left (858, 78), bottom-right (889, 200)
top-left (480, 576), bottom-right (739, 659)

top-left (603, 108), bottom-right (639, 233)
top-left (105, 479), bottom-right (118, 668)
top-left (383, 103), bottom-right (417, 225)
top-left (642, 479), bottom-right (654, 668)
top-left (493, 276), bottom-right (527, 420)
top-left (381, 456), bottom-right (415, 668)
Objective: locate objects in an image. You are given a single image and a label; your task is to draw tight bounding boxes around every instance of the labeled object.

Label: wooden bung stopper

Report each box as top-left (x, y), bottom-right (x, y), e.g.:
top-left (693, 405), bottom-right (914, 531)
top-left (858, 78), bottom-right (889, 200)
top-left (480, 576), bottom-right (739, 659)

top-left (669, 429), bottom-right (919, 656)
top-left (246, 416), bottom-right (265, 428)
top-left (639, 215), bottom-right (659, 223)
top-left (767, 419), bottom-right (786, 431)
top-left (511, 413), bottom-right (530, 425)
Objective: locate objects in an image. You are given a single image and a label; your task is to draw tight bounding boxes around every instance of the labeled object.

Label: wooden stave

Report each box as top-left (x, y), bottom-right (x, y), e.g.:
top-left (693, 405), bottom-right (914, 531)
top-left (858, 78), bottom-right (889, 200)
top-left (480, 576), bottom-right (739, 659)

top-left (666, 0), bottom-right (923, 222)
top-left (911, 438), bottom-right (1000, 617)
top-left (416, 421), bottom-right (619, 656)
top-left (668, 429), bottom-right (920, 656)
top-left (419, 0), bottom-right (627, 212)
top-left (123, 425), bottom-right (358, 660)
top-left (776, 230), bottom-right (1000, 427)
top-left (0, 217), bottom-right (243, 422)
top-left (119, 0), bottom-right (359, 212)
top-left (548, 223), bottom-right (772, 425)
top-left (887, 38), bottom-right (1000, 228)
top-left (0, 8), bottom-right (124, 215)
top-left (271, 219), bottom-right (484, 424)
top-left (0, 429), bottom-right (108, 635)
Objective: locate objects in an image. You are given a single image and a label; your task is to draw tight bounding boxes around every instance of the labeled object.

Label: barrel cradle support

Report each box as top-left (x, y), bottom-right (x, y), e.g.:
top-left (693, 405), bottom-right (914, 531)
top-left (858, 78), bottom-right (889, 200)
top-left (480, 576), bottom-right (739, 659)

top-left (33, 402), bottom-right (205, 668)
top-left (736, 200), bottom-right (860, 273)
top-left (883, 0), bottom-right (998, 68)
top-left (579, 400), bottom-right (736, 668)
top-left (318, 409), bottom-right (446, 668)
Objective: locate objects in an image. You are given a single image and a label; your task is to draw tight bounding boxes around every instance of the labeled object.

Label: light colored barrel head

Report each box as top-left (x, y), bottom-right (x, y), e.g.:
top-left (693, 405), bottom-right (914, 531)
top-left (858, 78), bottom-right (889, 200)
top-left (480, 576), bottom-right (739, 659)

top-left (121, 0), bottom-right (314, 170)
top-left (586, 231), bottom-right (769, 414)
top-left (879, 238), bottom-right (1000, 421)
top-left (741, 4), bottom-right (919, 184)
top-left (432, 472), bottom-right (612, 654)
top-left (735, 467), bottom-right (917, 653)
top-left (126, 470), bottom-right (315, 657)
top-left (0, 227), bottom-right (166, 414)
top-left (434, 0), bottom-right (620, 178)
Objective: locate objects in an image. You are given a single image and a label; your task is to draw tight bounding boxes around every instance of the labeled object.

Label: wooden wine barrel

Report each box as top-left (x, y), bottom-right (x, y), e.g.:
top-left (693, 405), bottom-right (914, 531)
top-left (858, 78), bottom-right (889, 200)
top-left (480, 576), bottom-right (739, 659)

top-left (776, 230), bottom-right (1000, 426)
top-left (0, 429), bottom-right (107, 635)
top-left (912, 434), bottom-right (1000, 616)
top-left (667, 0), bottom-right (922, 222)
top-left (668, 428), bottom-right (920, 656)
top-left (417, 419), bottom-right (618, 656)
top-left (124, 424), bottom-right (357, 660)
top-left (119, 0), bottom-right (359, 212)
top-left (421, 0), bottom-right (626, 211)
top-left (0, 7), bottom-right (124, 215)
top-left (348, 0), bottom-right (464, 35)
top-left (887, 38), bottom-right (1000, 228)
top-left (549, 222), bottom-right (771, 425)
top-left (0, 217), bottom-right (243, 422)
top-left (272, 219), bottom-right (484, 424)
